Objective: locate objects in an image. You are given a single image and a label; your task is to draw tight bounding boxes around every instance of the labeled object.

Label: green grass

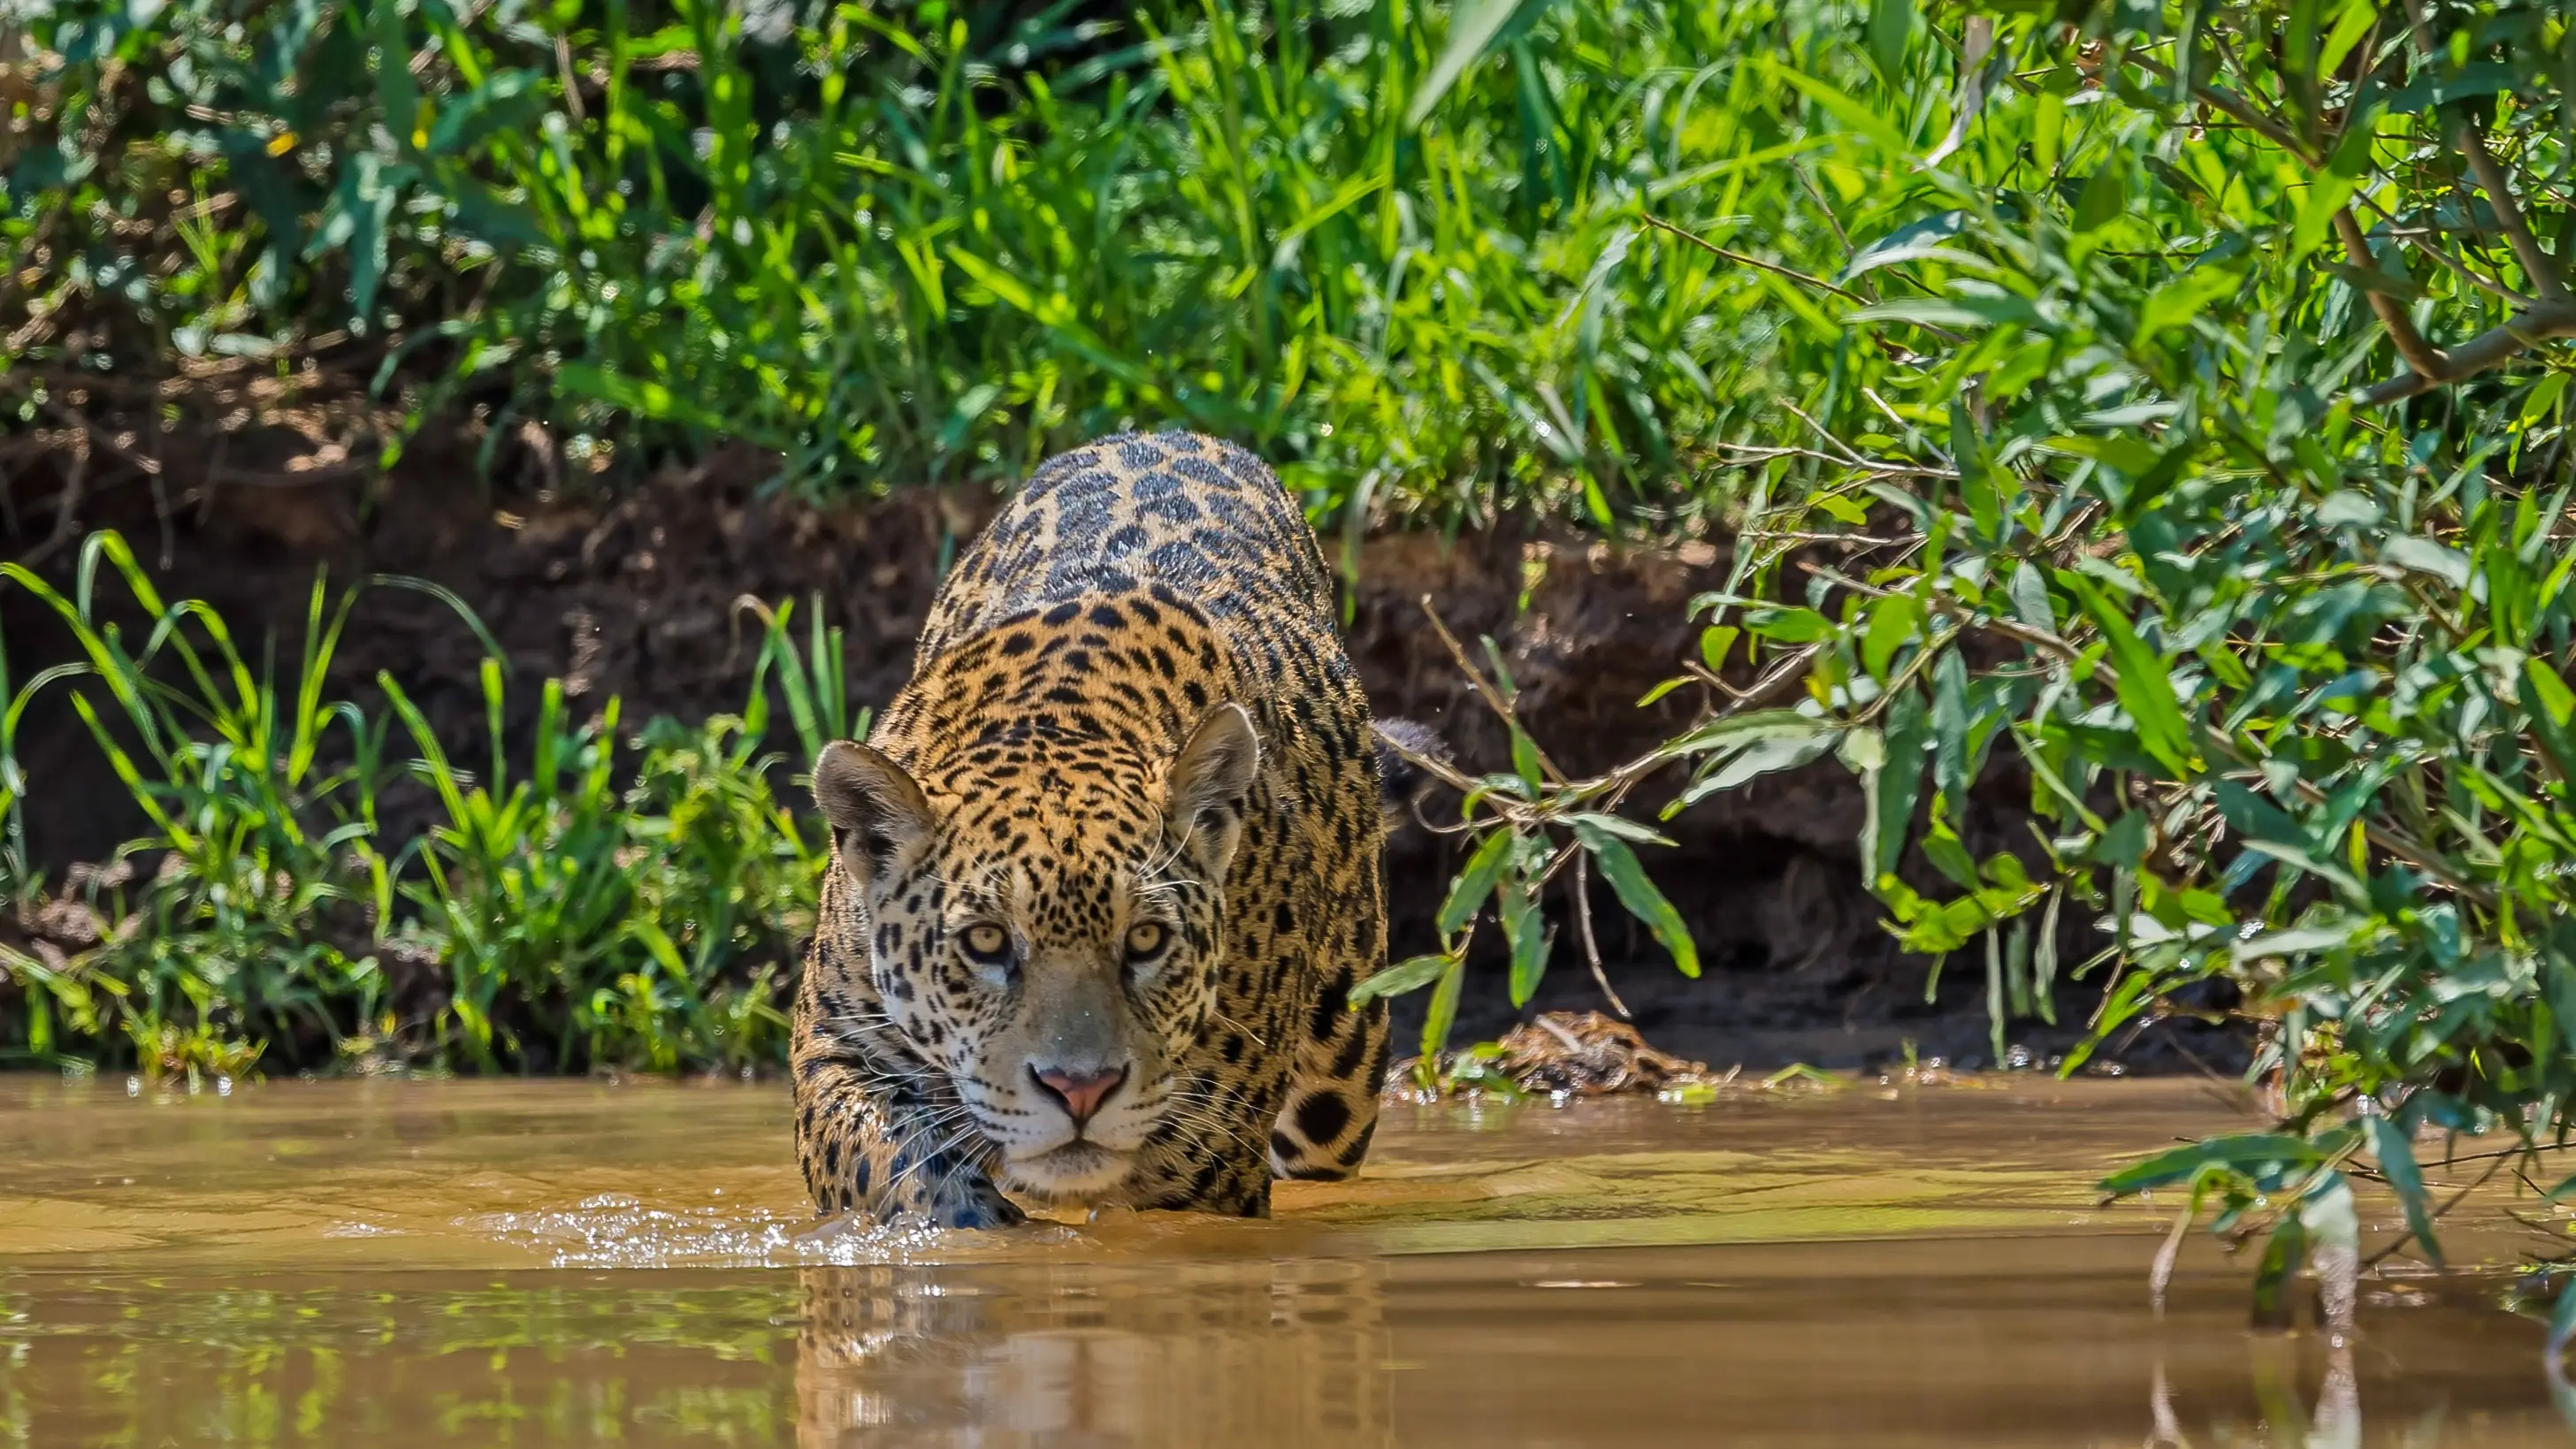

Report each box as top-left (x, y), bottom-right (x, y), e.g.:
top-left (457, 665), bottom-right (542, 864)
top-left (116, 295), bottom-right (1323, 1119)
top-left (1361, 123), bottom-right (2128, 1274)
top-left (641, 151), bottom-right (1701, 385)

top-left (0, 532), bottom-right (851, 1080)
top-left (0, 0), bottom-right (1894, 529)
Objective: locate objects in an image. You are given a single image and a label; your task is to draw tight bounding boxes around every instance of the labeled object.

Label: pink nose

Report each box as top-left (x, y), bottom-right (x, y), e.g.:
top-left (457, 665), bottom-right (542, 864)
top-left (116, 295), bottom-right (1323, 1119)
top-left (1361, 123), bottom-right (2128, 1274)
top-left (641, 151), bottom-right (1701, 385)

top-left (1031, 1064), bottom-right (1128, 1125)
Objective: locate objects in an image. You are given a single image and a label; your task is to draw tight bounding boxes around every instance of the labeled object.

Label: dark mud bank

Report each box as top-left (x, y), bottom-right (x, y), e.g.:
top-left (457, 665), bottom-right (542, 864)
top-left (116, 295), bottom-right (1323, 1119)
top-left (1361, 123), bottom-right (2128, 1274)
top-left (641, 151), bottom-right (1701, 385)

top-left (2, 452), bottom-right (2240, 1075)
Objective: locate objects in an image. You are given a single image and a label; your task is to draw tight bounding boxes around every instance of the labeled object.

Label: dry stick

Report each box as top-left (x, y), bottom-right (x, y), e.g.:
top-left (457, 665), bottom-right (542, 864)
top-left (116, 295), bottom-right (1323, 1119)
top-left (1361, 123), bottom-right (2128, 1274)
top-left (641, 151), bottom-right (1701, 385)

top-left (2358, 1151), bottom-right (2513, 1271)
top-left (1569, 852), bottom-right (1634, 1019)
top-left (1415, 594), bottom-right (1569, 785)
top-left (1639, 214), bottom-right (1877, 310)
top-left (2392, 228), bottom-right (2536, 305)
top-left (1372, 621), bottom-right (1821, 835)
top-left (2358, 299), bottom-right (2576, 405)
top-left (2124, 54), bottom-right (2320, 166)
top-left (2397, 0), bottom-right (2567, 302)
top-left (2124, 49), bottom-right (2575, 405)
top-left (18, 443), bottom-right (88, 570)
top-left (2332, 208), bottom-right (2452, 384)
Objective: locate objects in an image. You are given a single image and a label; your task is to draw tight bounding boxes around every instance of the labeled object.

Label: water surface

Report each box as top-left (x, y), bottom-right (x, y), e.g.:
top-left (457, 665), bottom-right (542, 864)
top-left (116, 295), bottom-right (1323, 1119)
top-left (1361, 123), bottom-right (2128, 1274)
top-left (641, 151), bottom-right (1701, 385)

top-left (0, 1074), bottom-right (2563, 1445)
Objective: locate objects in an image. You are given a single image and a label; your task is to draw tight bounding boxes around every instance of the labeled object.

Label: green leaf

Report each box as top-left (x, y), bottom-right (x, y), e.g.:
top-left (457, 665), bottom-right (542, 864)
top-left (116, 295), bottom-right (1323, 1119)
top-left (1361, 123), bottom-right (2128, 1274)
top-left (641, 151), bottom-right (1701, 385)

top-left (1439, 830), bottom-right (1515, 935)
top-left (1497, 875), bottom-right (1550, 1006)
top-left (1419, 953), bottom-right (1466, 1061)
top-left (1920, 810), bottom-right (1982, 888)
top-left (1867, 0), bottom-right (1913, 83)
top-left (1837, 725), bottom-right (1885, 773)
top-left (1700, 624), bottom-right (1740, 674)
top-left (1665, 708), bottom-right (1826, 755)
top-left (2382, 536), bottom-right (2472, 589)
top-left (2251, 1214), bottom-right (2309, 1330)
top-left (1868, 687), bottom-right (1929, 885)
top-left (1765, 62), bottom-right (1913, 158)
top-left (1931, 647), bottom-right (1970, 804)
top-left (2101, 1132), bottom-right (2327, 1194)
top-left (1571, 823), bottom-right (1700, 978)
top-left (2008, 561), bottom-right (2053, 635)
top-left (2232, 919), bottom-right (2364, 963)
top-left (2133, 266), bottom-right (2241, 344)
top-left (1637, 676), bottom-right (1691, 707)
top-left (2071, 164), bottom-right (2129, 233)
top-left (1510, 725), bottom-right (1548, 792)
top-left (1746, 606), bottom-right (1832, 644)
top-left (1815, 492), bottom-right (1871, 526)
top-left (2317, 0), bottom-right (2376, 74)
top-left (1563, 812), bottom-right (1674, 845)
top-left (1862, 592), bottom-right (1922, 680)
top-left (558, 364), bottom-right (737, 433)
top-left (2521, 373), bottom-right (2570, 428)
top-left (2064, 574), bottom-right (2200, 778)
top-left (1670, 730), bottom-right (1839, 809)
top-left (2363, 1117), bottom-right (2443, 1268)
top-left (2526, 659), bottom-right (2576, 728)
top-left (1407, 0), bottom-right (1563, 127)
top-left (1349, 953), bottom-right (1455, 1006)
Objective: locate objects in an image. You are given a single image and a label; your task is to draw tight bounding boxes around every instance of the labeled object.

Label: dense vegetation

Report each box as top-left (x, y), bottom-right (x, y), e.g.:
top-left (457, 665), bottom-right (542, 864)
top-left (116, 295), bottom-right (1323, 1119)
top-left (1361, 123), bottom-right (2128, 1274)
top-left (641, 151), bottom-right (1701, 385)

top-left (1, 538), bottom-right (845, 1076)
top-left (7, 0), bottom-right (2576, 1311)
top-left (1, 0), bottom-right (1857, 526)
top-left (1387, 0), bottom-right (2576, 1308)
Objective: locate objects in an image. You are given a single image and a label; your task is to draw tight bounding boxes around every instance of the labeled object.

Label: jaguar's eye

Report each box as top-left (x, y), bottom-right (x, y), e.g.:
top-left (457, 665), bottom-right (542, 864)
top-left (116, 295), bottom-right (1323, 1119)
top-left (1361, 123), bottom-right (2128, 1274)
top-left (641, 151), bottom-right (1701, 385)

top-left (1124, 921), bottom-right (1169, 958)
top-left (960, 923), bottom-right (1013, 964)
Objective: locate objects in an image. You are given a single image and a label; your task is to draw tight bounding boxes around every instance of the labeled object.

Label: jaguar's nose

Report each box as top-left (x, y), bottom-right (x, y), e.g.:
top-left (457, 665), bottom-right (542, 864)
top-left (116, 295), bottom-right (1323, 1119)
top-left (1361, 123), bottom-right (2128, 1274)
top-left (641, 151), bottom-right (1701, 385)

top-left (1029, 1063), bottom-right (1129, 1125)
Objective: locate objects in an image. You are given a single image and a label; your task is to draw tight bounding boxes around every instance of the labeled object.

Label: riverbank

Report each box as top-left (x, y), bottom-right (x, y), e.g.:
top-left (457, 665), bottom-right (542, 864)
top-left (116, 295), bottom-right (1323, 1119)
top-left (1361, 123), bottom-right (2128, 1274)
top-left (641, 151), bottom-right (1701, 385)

top-left (0, 434), bottom-right (2243, 1075)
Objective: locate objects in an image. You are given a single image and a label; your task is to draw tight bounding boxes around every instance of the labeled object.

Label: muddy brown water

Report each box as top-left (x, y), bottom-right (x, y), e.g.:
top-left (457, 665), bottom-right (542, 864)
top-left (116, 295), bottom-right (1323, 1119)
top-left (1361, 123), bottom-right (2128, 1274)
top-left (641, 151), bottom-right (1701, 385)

top-left (0, 1075), bottom-right (2565, 1446)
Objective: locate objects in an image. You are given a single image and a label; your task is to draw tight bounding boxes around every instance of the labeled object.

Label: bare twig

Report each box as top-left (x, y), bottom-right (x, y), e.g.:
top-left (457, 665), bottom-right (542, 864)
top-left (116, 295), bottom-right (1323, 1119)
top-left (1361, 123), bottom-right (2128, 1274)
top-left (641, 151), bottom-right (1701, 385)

top-left (1569, 853), bottom-right (1633, 1019)
top-left (1861, 385), bottom-right (1954, 465)
top-left (2357, 298), bottom-right (2576, 406)
top-left (2359, 1150), bottom-right (2511, 1270)
top-left (1640, 213), bottom-right (1874, 309)
top-left (1708, 441), bottom-right (1955, 478)
top-left (16, 443), bottom-right (88, 569)
top-left (2398, 0), bottom-right (2567, 301)
top-left (1417, 597), bottom-right (1570, 784)
top-left (37, 398), bottom-right (162, 477)
top-left (2333, 209), bottom-right (2452, 384)
top-left (2123, 54), bottom-right (2320, 167)
top-left (2396, 230), bottom-right (2537, 305)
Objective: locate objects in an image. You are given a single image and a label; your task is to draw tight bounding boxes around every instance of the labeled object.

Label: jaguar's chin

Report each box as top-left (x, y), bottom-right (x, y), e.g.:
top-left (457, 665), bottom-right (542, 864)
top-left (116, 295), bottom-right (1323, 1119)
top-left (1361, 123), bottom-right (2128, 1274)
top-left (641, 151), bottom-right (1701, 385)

top-left (999, 1142), bottom-right (1136, 1201)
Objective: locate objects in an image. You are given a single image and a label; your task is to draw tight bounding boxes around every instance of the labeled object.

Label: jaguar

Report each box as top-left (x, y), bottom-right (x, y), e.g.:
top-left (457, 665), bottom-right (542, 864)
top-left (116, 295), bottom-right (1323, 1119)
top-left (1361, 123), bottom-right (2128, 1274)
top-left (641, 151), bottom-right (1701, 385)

top-left (789, 429), bottom-right (1436, 1227)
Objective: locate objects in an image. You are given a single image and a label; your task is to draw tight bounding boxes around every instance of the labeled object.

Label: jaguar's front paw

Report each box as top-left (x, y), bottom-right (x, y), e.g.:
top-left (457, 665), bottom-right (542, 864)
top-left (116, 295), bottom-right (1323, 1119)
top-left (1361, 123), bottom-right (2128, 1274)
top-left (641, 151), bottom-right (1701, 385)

top-left (933, 1182), bottom-right (1028, 1231)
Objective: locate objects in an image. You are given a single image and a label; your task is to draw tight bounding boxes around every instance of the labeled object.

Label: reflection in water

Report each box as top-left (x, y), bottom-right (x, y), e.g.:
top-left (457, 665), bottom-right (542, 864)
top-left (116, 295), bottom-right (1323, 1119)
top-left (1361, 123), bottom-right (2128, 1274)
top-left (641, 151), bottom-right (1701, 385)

top-left (1, 1077), bottom-right (2569, 1446)
top-left (795, 1261), bottom-right (1390, 1447)
top-left (3, 1259), bottom-right (2564, 1447)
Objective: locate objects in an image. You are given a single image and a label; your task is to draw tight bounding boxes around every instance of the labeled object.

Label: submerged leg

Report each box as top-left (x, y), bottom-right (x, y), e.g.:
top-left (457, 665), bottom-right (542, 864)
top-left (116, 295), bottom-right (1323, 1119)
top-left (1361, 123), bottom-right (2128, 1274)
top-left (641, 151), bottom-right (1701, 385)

top-left (794, 1056), bottom-right (1025, 1230)
top-left (793, 970), bottom-right (1023, 1230)
top-left (1265, 959), bottom-right (1391, 1183)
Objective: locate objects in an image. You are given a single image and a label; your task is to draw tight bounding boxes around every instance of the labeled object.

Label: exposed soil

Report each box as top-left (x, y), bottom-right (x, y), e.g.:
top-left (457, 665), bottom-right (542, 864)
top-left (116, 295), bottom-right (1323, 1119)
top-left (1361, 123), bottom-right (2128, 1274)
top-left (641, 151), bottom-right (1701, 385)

top-left (0, 429), bottom-right (2246, 1075)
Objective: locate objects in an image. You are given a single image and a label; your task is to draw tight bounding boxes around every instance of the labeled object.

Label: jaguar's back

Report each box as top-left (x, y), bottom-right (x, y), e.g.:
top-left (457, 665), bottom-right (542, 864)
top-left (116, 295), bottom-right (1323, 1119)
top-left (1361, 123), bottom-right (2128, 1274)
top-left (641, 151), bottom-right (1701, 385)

top-left (791, 431), bottom-right (1395, 1225)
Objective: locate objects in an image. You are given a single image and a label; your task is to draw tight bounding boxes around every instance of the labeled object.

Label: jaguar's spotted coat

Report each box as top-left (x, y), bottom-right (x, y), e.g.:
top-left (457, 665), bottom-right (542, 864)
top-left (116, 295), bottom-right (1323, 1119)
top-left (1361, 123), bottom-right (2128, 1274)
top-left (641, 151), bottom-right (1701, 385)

top-left (790, 430), bottom-right (1412, 1227)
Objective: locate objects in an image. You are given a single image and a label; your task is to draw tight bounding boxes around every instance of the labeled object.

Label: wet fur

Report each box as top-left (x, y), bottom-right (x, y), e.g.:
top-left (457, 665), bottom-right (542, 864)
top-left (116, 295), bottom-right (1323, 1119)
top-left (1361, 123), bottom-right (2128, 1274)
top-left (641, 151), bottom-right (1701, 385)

top-left (791, 431), bottom-right (1404, 1226)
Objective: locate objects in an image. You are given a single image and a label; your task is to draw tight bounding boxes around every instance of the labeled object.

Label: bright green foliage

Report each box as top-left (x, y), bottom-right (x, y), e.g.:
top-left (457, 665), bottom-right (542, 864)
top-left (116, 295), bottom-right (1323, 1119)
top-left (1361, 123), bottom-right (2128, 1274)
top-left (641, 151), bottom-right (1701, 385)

top-left (0, 534), bottom-right (845, 1079)
top-left (1381, 0), bottom-right (2576, 1290)
top-left (11, 0), bottom-right (1875, 524)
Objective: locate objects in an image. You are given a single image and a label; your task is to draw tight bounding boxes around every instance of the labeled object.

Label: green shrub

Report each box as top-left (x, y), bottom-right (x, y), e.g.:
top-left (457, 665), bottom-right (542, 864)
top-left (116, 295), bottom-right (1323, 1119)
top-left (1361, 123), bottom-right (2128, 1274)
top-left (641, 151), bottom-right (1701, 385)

top-left (1381, 0), bottom-right (2576, 1312)
top-left (0, 533), bottom-right (849, 1079)
top-left (4, 0), bottom-right (1891, 525)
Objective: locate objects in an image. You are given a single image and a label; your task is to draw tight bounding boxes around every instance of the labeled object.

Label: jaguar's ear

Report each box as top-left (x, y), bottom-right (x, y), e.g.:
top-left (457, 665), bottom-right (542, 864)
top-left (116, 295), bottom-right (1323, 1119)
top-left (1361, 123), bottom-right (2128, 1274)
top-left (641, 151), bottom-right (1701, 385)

top-left (813, 742), bottom-right (936, 888)
top-left (1163, 703), bottom-right (1261, 875)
